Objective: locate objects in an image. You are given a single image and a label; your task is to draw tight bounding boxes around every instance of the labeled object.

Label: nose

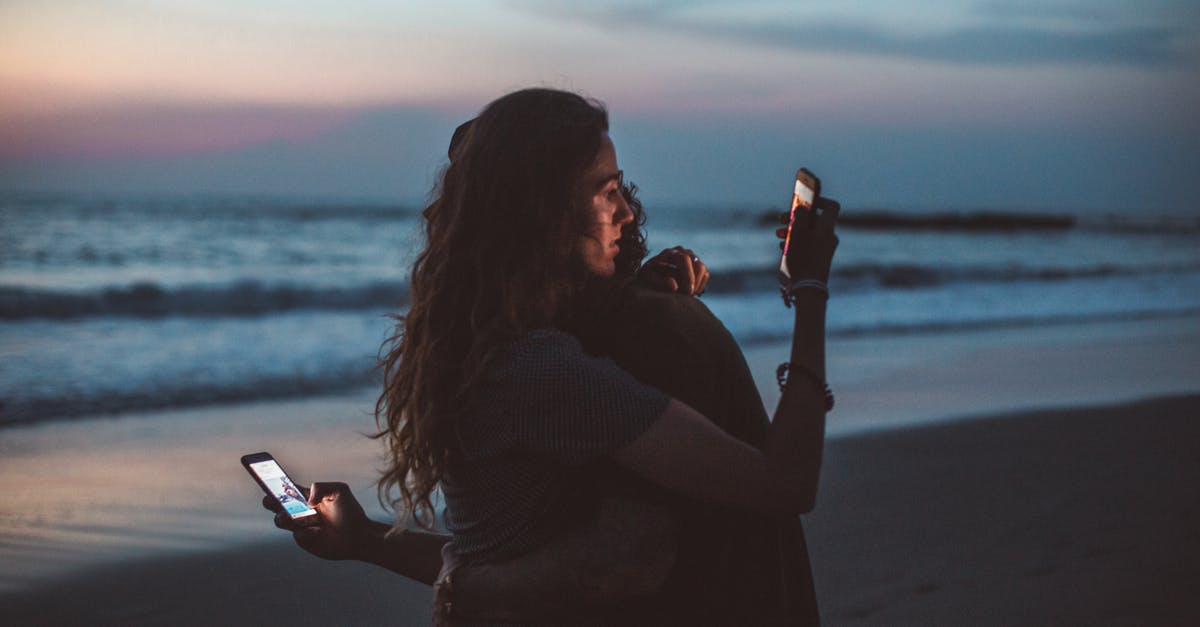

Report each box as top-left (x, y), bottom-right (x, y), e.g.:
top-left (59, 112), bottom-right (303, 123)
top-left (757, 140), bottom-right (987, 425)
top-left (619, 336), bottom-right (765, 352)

top-left (614, 194), bottom-right (634, 226)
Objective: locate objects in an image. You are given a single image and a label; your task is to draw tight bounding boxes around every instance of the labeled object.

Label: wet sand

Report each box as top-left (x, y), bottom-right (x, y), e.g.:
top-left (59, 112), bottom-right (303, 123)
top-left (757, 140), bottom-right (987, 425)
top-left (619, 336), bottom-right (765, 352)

top-left (805, 393), bottom-right (1200, 626)
top-left (3, 394), bottom-right (1198, 626)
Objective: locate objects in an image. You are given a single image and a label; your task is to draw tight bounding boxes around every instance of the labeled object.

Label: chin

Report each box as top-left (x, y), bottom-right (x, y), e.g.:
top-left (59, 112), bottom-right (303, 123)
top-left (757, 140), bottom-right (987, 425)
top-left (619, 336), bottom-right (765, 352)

top-left (586, 260), bottom-right (617, 278)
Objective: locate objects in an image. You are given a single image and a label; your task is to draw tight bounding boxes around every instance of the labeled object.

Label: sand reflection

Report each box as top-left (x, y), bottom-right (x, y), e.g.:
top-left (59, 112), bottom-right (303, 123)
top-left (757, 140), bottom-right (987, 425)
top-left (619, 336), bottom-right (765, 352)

top-left (0, 390), bottom-right (385, 592)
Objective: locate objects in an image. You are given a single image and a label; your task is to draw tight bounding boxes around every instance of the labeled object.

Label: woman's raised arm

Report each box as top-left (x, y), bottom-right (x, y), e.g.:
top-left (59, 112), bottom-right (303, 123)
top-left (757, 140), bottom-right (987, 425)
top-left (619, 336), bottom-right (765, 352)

top-left (612, 198), bottom-right (839, 516)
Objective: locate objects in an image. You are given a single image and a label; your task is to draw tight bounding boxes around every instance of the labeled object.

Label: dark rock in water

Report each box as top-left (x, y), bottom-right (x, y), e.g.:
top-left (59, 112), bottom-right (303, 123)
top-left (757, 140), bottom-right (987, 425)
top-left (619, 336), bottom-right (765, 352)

top-left (103, 282), bottom-right (169, 316)
top-left (760, 208), bottom-right (1076, 231)
top-left (837, 211), bottom-right (1076, 231)
top-left (757, 207), bottom-right (788, 225)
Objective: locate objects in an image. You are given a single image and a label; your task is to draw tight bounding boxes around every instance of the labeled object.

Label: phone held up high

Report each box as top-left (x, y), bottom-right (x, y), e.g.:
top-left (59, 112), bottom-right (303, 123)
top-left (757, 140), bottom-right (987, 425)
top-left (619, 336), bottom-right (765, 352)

top-left (241, 451), bottom-right (320, 526)
top-left (779, 167), bottom-right (821, 282)
top-left (782, 164), bottom-right (820, 303)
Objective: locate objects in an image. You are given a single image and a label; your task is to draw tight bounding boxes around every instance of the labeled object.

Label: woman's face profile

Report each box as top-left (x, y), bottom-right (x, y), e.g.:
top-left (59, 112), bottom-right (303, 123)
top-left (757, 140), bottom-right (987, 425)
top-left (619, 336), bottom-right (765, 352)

top-left (575, 133), bottom-right (634, 277)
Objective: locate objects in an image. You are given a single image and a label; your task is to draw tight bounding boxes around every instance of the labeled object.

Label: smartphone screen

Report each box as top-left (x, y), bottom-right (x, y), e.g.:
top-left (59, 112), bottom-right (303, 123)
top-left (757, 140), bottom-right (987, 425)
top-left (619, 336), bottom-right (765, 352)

top-left (779, 168), bottom-right (820, 279)
top-left (242, 453), bottom-right (319, 522)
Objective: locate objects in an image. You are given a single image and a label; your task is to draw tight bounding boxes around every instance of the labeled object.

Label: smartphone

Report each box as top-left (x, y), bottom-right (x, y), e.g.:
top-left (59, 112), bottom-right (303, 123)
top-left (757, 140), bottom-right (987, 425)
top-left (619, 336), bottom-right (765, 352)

top-left (779, 167), bottom-right (821, 280)
top-left (241, 451), bottom-right (320, 525)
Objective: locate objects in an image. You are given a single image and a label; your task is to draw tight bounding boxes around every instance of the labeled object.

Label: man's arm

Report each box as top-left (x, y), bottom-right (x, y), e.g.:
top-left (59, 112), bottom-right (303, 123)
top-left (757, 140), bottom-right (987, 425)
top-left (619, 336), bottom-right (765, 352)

top-left (607, 200), bottom-right (838, 516)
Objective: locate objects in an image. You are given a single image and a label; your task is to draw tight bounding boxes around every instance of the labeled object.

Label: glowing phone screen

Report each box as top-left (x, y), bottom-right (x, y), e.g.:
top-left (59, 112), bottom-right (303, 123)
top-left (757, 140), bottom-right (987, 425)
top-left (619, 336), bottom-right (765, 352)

top-left (249, 459), bottom-right (318, 519)
top-left (780, 176), bottom-right (818, 278)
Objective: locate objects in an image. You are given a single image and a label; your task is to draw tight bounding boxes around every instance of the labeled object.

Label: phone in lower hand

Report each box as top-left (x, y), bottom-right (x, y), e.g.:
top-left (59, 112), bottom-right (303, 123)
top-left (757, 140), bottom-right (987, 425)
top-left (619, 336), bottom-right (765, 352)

top-left (779, 167), bottom-right (821, 280)
top-left (241, 451), bottom-right (320, 525)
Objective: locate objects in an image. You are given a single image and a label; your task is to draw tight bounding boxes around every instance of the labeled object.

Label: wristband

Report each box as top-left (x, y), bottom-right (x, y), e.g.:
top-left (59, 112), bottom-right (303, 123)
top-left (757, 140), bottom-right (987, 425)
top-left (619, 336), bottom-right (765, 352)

top-left (790, 279), bottom-right (828, 297)
top-left (780, 278), bottom-right (829, 307)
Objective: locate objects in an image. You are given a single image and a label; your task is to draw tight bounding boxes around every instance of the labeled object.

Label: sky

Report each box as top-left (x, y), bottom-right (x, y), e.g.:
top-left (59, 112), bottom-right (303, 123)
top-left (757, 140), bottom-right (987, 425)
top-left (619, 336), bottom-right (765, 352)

top-left (2, 0), bottom-right (1198, 213)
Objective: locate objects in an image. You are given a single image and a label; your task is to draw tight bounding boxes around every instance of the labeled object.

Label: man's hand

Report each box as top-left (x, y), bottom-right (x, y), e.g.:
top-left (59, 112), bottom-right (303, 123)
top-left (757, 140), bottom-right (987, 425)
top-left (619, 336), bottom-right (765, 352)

top-left (638, 246), bottom-right (710, 296)
top-left (262, 481), bottom-right (372, 561)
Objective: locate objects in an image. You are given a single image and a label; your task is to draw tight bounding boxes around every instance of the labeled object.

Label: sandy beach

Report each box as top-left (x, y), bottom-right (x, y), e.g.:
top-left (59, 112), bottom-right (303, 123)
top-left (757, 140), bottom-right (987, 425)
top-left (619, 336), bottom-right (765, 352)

top-left (2, 315), bottom-right (1198, 625)
top-left (805, 394), bottom-right (1200, 626)
top-left (2, 394), bottom-right (1197, 625)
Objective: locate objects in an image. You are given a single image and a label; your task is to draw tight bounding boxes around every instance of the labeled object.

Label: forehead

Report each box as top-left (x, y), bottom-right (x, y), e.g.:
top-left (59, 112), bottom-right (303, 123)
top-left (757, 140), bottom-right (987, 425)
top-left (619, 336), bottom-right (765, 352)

top-left (593, 133), bottom-right (616, 166)
top-left (583, 133), bottom-right (619, 185)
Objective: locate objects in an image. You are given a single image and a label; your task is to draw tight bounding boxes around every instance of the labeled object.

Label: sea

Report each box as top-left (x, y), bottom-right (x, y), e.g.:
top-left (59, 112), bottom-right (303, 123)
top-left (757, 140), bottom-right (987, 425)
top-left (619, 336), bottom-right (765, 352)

top-left (3, 191), bottom-right (1199, 427)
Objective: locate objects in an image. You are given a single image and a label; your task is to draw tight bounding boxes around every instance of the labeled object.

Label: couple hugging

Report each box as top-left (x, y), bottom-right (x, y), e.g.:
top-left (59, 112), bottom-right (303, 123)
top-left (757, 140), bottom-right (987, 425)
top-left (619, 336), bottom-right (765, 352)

top-left (261, 87), bottom-right (840, 625)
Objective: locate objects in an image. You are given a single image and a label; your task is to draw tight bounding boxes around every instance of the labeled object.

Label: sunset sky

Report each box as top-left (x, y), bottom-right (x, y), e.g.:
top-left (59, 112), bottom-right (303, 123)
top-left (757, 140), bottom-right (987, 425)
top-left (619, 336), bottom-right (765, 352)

top-left (2, 0), bottom-right (1198, 212)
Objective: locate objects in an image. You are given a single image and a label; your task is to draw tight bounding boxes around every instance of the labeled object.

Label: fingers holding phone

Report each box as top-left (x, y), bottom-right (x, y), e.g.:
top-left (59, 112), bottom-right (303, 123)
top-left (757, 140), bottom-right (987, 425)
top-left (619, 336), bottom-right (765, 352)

top-left (776, 199), bottom-right (838, 241)
top-left (243, 452), bottom-right (370, 561)
top-left (779, 168), bottom-right (839, 284)
top-left (814, 197), bottom-right (840, 223)
top-left (306, 482), bottom-right (368, 535)
top-left (288, 481), bottom-right (372, 561)
top-left (786, 201), bottom-right (839, 284)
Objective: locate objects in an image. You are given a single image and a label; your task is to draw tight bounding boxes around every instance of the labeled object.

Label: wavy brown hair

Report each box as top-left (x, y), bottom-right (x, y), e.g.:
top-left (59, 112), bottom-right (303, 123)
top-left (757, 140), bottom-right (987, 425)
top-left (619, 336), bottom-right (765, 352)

top-left (614, 180), bottom-right (648, 278)
top-left (375, 89), bottom-right (613, 528)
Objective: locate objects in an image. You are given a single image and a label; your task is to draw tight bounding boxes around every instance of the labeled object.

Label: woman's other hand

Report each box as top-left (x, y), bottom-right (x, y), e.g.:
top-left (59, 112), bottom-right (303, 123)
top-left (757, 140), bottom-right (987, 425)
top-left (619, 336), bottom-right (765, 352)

top-left (778, 197), bottom-right (840, 282)
top-left (638, 246), bottom-right (710, 296)
top-left (263, 481), bottom-right (371, 561)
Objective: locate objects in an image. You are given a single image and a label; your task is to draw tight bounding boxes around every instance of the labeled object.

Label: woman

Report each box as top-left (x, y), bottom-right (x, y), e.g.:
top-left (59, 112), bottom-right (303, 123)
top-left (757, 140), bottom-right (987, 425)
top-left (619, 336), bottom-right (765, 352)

top-left (268, 87), bottom-right (838, 621)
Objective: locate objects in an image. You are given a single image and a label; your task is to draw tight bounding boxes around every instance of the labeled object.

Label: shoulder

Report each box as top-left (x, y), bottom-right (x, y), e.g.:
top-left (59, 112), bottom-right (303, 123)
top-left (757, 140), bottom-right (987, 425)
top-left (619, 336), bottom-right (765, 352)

top-left (615, 283), bottom-right (736, 356)
top-left (619, 283), bottom-right (716, 327)
top-left (515, 327), bottom-right (581, 350)
top-left (606, 282), bottom-right (767, 439)
top-left (494, 328), bottom-right (586, 379)
top-left (491, 328), bottom-right (645, 396)
top-left (470, 327), bottom-right (670, 462)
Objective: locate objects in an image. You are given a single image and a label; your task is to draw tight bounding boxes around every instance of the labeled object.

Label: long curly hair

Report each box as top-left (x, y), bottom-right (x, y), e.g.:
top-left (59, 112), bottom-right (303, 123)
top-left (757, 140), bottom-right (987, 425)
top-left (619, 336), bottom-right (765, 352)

top-left (375, 89), bottom-right (618, 528)
top-left (614, 180), bottom-right (648, 279)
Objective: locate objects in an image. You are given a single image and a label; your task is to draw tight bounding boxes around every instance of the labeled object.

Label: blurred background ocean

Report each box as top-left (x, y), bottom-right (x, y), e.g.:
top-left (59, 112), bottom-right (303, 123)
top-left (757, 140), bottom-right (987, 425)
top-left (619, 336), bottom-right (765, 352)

top-left (4, 191), bottom-right (1198, 427)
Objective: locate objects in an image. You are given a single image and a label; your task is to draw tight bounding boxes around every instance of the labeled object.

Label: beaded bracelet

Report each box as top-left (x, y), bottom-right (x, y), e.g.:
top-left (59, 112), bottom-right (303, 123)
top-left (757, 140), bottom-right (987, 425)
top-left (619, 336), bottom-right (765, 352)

top-left (776, 362), bottom-right (835, 411)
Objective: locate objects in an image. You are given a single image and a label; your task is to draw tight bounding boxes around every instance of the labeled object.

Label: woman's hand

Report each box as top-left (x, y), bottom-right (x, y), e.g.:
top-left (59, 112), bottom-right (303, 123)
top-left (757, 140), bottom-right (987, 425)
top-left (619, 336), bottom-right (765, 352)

top-left (637, 246), bottom-right (710, 296)
top-left (262, 481), bottom-right (372, 561)
top-left (778, 197), bottom-right (840, 282)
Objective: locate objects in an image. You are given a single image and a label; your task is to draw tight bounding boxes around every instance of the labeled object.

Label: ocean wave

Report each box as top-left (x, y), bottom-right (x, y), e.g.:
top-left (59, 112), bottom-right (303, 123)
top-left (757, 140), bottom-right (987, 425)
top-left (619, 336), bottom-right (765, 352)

top-left (0, 280), bottom-right (410, 320)
top-left (5, 305), bottom-right (1196, 427)
top-left (0, 371), bottom-right (375, 427)
top-left (5, 259), bottom-right (1197, 319)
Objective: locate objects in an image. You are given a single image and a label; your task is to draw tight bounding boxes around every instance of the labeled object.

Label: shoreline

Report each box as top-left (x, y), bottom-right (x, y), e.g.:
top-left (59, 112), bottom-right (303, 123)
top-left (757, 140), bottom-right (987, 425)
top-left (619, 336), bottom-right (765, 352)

top-left (3, 393), bottom-right (1198, 625)
top-left (1, 313), bottom-right (1197, 595)
top-left (5, 312), bottom-right (1196, 435)
top-left (5, 310), bottom-right (1197, 433)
